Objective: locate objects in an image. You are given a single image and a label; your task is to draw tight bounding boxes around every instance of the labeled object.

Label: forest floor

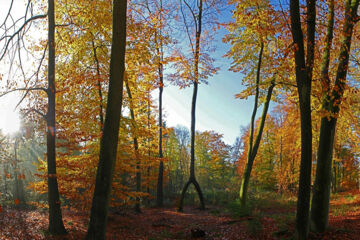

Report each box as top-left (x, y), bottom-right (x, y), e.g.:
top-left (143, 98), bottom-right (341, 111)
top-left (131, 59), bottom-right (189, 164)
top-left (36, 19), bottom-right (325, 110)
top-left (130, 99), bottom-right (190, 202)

top-left (0, 191), bottom-right (359, 240)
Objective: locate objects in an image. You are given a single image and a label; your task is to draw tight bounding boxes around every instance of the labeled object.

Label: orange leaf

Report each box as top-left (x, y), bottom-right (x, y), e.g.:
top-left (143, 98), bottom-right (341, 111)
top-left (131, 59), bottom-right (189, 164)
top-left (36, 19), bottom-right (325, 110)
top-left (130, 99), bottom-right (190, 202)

top-left (14, 199), bottom-right (20, 205)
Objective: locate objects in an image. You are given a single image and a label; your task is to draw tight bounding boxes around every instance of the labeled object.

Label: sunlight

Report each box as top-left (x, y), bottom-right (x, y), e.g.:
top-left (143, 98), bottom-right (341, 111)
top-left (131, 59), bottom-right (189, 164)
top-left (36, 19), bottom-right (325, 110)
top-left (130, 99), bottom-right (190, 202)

top-left (0, 109), bottom-right (20, 135)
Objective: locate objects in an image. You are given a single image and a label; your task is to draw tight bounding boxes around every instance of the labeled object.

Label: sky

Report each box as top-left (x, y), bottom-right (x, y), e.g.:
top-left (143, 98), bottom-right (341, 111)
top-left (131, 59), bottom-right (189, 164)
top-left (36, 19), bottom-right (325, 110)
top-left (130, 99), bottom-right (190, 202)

top-left (0, 0), bottom-right (24, 136)
top-left (0, 0), bottom-right (256, 145)
top-left (160, 5), bottom-right (254, 145)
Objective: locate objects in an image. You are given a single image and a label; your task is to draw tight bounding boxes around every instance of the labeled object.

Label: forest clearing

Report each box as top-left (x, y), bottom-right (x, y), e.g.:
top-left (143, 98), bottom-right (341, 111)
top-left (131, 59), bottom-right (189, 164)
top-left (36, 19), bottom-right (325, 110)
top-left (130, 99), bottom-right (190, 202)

top-left (0, 0), bottom-right (360, 239)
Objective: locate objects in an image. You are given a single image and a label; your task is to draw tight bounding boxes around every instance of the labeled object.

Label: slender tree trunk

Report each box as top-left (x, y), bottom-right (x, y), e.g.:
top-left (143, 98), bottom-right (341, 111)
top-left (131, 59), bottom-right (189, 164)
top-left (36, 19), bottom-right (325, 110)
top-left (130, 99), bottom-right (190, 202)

top-left (239, 79), bottom-right (275, 208)
top-left (178, 0), bottom-right (205, 212)
top-left (239, 42), bottom-right (262, 206)
top-left (125, 77), bottom-right (141, 213)
top-left (156, 0), bottom-right (165, 208)
top-left (332, 165), bottom-right (337, 193)
top-left (14, 139), bottom-right (25, 207)
top-left (4, 165), bottom-right (8, 200)
top-left (147, 95), bottom-right (151, 206)
top-left (47, 0), bottom-right (66, 235)
top-left (289, 0), bottom-right (316, 239)
top-left (156, 53), bottom-right (164, 207)
top-left (311, 0), bottom-right (359, 232)
top-left (92, 39), bottom-right (104, 130)
top-left (86, 1), bottom-right (127, 239)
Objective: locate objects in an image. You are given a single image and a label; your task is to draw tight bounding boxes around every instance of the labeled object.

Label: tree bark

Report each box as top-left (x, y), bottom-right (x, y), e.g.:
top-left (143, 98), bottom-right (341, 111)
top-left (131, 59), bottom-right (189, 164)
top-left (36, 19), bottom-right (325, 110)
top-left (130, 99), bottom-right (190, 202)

top-left (289, 0), bottom-right (316, 239)
top-left (311, 0), bottom-right (359, 232)
top-left (47, 0), bottom-right (67, 235)
top-left (85, 0), bottom-right (127, 239)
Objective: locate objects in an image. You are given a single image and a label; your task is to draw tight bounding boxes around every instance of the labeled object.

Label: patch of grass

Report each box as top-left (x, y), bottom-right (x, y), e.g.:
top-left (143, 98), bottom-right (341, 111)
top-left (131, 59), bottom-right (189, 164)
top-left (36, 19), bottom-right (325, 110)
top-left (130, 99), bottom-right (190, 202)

top-left (345, 193), bottom-right (355, 201)
top-left (226, 200), bottom-right (252, 218)
top-left (272, 211), bottom-right (295, 237)
top-left (332, 205), bottom-right (348, 216)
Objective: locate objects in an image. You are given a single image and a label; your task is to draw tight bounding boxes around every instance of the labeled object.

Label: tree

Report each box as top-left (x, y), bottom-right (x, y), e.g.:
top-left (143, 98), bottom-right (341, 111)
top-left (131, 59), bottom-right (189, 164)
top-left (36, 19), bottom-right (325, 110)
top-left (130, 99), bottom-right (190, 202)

top-left (86, 0), bottom-right (127, 239)
top-left (0, 0), bottom-right (65, 234)
top-left (46, 0), bottom-right (67, 235)
top-left (177, 0), bottom-right (206, 211)
top-left (289, 0), bottom-right (316, 238)
top-left (225, 0), bottom-right (286, 208)
top-left (310, 0), bottom-right (360, 232)
top-left (154, 0), bottom-right (165, 208)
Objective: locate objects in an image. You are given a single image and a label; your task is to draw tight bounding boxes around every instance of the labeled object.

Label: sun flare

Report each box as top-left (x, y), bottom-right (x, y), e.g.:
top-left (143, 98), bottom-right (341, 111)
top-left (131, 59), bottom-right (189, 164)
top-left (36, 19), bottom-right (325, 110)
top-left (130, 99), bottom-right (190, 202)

top-left (0, 109), bottom-right (20, 135)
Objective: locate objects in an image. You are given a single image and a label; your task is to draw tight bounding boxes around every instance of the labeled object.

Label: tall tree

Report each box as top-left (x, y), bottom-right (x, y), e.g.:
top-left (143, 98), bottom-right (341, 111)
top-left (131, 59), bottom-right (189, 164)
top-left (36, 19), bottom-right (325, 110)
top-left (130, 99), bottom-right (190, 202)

top-left (46, 0), bottom-right (67, 235)
top-left (289, 0), bottom-right (316, 239)
top-left (156, 0), bottom-right (165, 207)
top-left (225, 0), bottom-right (287, 208)
top-left (86, 0), bottom-right (127, 239)
top-left (239, 53), bottom-right (275, 207)
top-left (311, 0), bottom-right (360, 232)
top-left (178, 0), bottom-right (205, 211)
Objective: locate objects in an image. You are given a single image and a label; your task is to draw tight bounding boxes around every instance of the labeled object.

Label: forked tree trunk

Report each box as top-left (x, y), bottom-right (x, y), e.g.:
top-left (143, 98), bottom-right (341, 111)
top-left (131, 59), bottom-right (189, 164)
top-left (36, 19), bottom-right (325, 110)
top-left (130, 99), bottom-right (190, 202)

top-left (311, 0), bottom-right (359, 232)
top-left (178, 80), bottom-right (205, 211)
top-left (178, 0), bottom-right (205, 212)
top-left (47, 0), bottom-right (66, 235)
top-left (85, 0), bottom-right (127, 239)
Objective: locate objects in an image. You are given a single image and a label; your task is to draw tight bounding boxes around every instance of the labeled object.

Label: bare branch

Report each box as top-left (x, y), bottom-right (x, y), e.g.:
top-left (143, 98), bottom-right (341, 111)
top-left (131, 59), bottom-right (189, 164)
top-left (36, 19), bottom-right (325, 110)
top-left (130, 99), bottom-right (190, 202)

top-left (0, 14), bottom-right (47, 61)
top-left (24, 108), bottom-right (46, 120)
top-left (0, 87), bottom-right (47, 98)
top-left (0, 0), bottom-right (14, 29)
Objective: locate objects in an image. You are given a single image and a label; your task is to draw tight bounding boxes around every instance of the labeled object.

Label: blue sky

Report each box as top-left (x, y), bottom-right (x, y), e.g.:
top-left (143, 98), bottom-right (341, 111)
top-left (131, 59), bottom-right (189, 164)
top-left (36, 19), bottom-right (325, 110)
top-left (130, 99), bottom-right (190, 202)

top-left (160, 6), bottom-right (255, 145)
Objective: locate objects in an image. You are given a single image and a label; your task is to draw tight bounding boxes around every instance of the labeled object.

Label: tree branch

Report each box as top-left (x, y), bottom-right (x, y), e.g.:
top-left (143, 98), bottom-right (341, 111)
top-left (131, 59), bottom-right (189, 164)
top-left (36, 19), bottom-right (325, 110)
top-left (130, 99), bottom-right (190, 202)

top-left (0, 14), bottom-right (47, 61)
top-left (24, 108), bottom-right (47, 120)
top-left (0, 87), bottom-right (47, 98)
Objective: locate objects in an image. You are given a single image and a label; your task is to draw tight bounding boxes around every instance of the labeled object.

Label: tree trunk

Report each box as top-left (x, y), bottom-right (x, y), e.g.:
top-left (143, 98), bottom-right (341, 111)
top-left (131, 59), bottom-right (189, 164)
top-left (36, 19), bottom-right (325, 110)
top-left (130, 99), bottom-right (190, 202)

top-left (125, 77), bottom-right (141, 213)
top-left (85, 0), bottom-right (127, 239)
top-left (178, 81), bottom-right (205, 211)
top-left (311, 0), bottom-right (359, 232)
top-left (91, 39), bottom-right (104, 130)
top-left (47, 0), bottom-right (67, 235)
top-left (289, 0), bottom-right (316, 239)
top-left (178, 0), bottom-right (205, 212)
top-left (13, 139), bottom-right (25, 207)
top-left (239, 79), bottom-right (275, 208)
top-left (239, 42), bottom-right (266, 207)
top-left (156, 0), bottom-right (165, 208)
top-left (156, 54), bottom-right (164, 207)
